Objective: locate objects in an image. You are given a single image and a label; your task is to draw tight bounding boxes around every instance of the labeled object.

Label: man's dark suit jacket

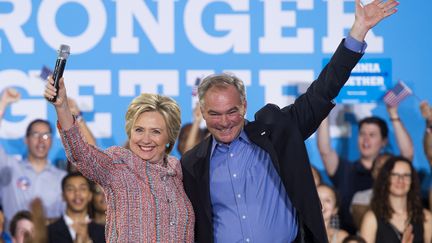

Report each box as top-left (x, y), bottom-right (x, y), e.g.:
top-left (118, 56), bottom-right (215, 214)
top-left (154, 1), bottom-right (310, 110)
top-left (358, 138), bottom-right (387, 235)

top-left (48, 216), bottom-right (105, 243)
top-left (181, 40), bottom-right (363, 243)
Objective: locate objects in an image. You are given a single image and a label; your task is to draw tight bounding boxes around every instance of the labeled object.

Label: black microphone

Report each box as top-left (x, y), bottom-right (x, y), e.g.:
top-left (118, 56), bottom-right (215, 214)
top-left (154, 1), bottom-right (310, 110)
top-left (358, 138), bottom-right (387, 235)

top-left (49, 44), bottom-right (70, 102)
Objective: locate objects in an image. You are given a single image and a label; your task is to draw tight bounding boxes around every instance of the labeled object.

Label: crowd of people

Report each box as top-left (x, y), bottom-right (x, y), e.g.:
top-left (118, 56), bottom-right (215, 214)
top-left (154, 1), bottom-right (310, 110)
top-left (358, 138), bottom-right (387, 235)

top-left (2, 0), bottom-right (431, 242)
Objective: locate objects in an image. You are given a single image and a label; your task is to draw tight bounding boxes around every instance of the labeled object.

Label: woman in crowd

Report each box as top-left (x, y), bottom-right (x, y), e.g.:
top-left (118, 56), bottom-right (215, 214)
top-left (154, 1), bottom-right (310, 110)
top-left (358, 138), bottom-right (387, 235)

top-left (351, 152), bottom-right (392, 229)
top-left (360, 156), bottom-right (432, 243)
top-left (90, 183), bottom-right (107, 225)
top-left (44, 77), bottom-right (194, 242)
top-left (317, 105), bottom-right (413, 233)
top-left (420, 101), bottom-right (432, 210)
top-left (317, 184), bottom-right (349, 243)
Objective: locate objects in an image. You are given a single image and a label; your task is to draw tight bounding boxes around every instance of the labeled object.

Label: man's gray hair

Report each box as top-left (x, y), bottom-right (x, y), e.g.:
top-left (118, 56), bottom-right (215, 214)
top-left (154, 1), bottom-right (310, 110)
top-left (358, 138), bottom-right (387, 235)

top-left (198, 73), bottom-right (246, 107)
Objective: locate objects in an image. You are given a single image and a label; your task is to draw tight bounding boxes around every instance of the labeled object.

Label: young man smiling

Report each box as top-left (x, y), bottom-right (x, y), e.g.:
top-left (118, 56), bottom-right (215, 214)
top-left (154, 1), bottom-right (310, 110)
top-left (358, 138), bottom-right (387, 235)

top-left (48, 172), bottom-right (105, 243)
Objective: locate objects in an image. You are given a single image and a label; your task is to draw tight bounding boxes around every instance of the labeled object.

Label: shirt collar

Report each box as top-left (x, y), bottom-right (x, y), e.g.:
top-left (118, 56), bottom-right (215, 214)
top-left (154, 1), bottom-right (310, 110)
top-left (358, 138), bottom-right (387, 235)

top-left (22, 159), bottom-right (55, 172)
top-left (210, 129), bottom-right (251, 158)
top-left (63, 214), bottom-right (90, 240)
top-left (22, 158), bottom-right (55, 171)
top-left (354, 160), bottom-right (372, 173)
top-left (64, 214), bottom-right (90, 225)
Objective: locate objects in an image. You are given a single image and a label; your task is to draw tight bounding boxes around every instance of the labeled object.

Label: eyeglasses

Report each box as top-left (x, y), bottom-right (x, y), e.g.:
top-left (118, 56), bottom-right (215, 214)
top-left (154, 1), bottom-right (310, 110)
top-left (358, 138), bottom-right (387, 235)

top-left (28, 132), bottom-right (52, 140)
top-left (390, 172), bottom-right (411, 181)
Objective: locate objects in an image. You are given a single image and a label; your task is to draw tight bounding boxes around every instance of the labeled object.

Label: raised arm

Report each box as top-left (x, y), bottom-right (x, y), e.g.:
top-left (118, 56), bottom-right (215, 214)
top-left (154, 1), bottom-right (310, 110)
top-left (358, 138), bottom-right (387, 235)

top-left (420, 101), bottom-right (432, 164)
top-left (349, 0), bottom-right (399, 42)
top-left (0, 88), bottom-right (21, 162)
top-left (285, 0), bottom-right (399, 139)
top-left (67, 98), bottom-right (96, 146)
top-left (0, 88), bottom-right (21, 125)
top-left (44, 77), bottom-right (74, 131)
top-left (315, 0), bottom-right (399, 175)
top-left (183, 104), bottom-right (204, 154)
top-left (44, 77), bottom-right (116, 186)
top-left (317, 117), bottom-right (340, 176)
top-left (386, 105), bottom-right (414, 160)
top-left (424, 209), bottom-right (432, 243)
top-left (359, 210), bottom-right (378, 243)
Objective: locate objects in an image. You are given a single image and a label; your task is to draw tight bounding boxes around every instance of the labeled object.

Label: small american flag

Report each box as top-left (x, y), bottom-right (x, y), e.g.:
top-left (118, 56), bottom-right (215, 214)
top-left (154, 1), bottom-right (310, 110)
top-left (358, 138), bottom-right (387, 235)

top-left (39, 65), bottom-right (53, 80)
top-left (383, 81), bottom-right (412, 107)
top-left (192, 77), bottom-right (201, 97)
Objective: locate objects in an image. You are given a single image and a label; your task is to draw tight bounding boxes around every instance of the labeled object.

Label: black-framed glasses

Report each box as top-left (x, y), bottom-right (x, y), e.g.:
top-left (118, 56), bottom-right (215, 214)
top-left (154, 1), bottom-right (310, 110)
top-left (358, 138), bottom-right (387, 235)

top-left (28, 132), bottom-right (52, 140)
top-left (390, 172), bottom-right (411, 181)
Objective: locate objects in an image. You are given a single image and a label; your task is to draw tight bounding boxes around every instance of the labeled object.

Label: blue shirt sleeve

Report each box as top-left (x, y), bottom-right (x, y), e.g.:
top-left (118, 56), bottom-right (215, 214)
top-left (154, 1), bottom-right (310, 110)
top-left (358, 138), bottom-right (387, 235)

top-left (344, 35), bottom-right (367, 53)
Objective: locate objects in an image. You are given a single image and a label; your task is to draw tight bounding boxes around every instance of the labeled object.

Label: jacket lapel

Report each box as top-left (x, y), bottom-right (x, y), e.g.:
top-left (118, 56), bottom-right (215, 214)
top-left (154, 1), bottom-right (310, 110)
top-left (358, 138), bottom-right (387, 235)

top-left (244, 121), bottom-right (281, 174)
top-left (58, 216), bottom-right (74, 243)
top-left (193, 136), bottom-right (213, 223)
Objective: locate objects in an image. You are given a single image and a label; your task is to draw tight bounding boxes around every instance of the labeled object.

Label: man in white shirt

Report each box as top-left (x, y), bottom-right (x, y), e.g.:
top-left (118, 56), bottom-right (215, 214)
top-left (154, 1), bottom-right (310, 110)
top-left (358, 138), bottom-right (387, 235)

top-left (0, 88), bottom-right (66, 230)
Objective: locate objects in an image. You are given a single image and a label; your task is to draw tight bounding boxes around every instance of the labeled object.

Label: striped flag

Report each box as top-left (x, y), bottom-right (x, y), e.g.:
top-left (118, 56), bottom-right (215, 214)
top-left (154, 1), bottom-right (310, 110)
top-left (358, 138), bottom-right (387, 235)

top-left (192, 77), bottom-right (201, 97)
top-left (383, 81), bottom-right (412, 107)
top-left (39, 65), bottom-right (53, 80)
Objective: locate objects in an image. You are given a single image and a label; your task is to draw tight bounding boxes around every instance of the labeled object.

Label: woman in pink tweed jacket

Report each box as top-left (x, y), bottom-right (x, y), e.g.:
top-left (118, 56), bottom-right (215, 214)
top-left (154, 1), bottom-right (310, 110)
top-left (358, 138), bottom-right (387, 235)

top-left (44, 77), bottom-right (194, 243)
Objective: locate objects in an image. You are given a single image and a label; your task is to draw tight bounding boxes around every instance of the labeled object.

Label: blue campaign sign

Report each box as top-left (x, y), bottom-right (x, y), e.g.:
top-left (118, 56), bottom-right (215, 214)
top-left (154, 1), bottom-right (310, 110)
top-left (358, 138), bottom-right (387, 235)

top-left (332, 59), bottom-right (392, 104)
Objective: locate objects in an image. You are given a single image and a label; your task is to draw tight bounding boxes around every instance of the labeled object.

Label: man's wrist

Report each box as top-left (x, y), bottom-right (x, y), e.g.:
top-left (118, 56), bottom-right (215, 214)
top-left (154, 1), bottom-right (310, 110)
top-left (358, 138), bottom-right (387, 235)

top-left (345, 35), bottom-right (367, 53)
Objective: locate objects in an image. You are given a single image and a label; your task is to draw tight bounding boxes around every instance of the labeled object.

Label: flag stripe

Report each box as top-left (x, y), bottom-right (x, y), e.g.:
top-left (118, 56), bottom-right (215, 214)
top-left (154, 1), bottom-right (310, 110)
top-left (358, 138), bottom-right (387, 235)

top-left (383, 81), bottom-right (412, 106)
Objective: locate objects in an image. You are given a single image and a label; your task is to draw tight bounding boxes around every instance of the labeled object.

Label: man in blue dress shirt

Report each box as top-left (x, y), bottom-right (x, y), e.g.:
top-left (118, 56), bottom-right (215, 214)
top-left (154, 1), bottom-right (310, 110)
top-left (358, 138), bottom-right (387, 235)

top-left (181, 0), bottom-right (399, 242)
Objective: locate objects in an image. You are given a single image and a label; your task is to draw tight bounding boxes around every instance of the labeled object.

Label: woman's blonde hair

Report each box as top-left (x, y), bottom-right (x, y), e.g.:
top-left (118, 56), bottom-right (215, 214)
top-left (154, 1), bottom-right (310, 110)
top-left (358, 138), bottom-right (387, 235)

top-left (125, 93), bottom-right (181, 154)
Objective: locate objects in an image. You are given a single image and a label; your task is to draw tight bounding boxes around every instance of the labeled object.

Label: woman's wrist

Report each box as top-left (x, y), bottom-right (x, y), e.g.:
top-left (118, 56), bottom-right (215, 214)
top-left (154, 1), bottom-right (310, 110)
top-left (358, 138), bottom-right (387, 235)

top-left (74, 113), bottom-right (83, 122)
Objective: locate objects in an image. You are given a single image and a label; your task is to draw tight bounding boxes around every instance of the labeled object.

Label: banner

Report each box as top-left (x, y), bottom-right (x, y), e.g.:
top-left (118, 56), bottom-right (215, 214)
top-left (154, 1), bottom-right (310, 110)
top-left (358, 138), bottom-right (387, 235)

top-left (0, 0), bottom-right (430, 175)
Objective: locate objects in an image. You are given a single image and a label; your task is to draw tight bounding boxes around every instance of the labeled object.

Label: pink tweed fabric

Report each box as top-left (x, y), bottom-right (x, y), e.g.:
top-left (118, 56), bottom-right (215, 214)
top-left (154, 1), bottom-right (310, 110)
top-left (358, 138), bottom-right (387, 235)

top-left (59, 123), bottom-right (195, 243)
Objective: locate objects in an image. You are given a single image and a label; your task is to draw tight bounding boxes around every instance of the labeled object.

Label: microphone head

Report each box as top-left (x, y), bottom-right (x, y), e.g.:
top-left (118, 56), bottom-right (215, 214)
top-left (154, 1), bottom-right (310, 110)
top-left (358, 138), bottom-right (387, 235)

top-left (57, 44), bottom-right (70, 59)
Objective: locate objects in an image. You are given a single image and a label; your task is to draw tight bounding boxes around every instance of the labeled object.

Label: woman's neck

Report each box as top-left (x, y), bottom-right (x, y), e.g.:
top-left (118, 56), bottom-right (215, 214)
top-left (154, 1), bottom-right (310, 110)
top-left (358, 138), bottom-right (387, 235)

top-left (390, 195), bottom-right (408, 214)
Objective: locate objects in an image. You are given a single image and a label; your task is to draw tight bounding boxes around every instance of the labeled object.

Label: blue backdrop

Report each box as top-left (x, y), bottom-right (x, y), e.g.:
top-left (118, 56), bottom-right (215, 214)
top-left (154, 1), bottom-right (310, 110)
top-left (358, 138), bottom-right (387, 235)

top-left (0, 1), bottom-right (430, 180)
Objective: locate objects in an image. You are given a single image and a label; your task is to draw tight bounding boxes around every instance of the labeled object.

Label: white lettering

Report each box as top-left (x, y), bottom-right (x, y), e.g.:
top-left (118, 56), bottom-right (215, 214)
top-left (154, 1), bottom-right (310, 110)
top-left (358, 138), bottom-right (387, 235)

top-left (322, 0), bottom-right (383, 53)
top-left (184, 0), bottom-right (250, 54)
top-left (118, 70), bottom-right (179, 96)
top-left (259, 70), bottom-right (314, 107)
top-left (38, 0), bottom-right (107, 54)
top-left (260, 0), bottom-right (314, 53)
top-left (0, 0), bottom-right (34, 53)
top-left (64, 70), bottom-right (112, 138)
top-left (0, 70), bottom-right (46, 138)
top-left (352, 63), bottom-right (381, 73)
top-left (345, 76), bottom-right (384, 86)
top-left (111, 0), bottom-right (175, 53)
